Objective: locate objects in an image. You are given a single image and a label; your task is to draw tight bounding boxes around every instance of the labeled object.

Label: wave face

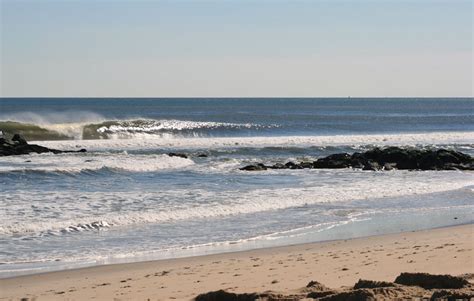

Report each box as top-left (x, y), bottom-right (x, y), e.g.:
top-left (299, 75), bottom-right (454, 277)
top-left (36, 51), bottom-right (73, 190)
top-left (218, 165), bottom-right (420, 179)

top-left (0, 118), bottom-right (273, 140)
top-left (0, 121), bottom-right (72, 140)
top-left (83, 119), bottom-right (273, 139)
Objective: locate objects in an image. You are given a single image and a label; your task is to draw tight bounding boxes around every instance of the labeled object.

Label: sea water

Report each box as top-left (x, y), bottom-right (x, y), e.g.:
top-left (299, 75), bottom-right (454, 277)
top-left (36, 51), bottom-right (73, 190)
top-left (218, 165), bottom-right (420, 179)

top-left (0, 98), bottom-right (473, 277)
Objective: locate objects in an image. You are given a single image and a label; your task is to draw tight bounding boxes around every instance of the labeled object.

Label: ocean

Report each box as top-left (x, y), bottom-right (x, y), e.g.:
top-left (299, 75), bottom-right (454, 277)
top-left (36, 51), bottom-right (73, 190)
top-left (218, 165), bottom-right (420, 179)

top-left (0, 98), bottom-right (473, 278)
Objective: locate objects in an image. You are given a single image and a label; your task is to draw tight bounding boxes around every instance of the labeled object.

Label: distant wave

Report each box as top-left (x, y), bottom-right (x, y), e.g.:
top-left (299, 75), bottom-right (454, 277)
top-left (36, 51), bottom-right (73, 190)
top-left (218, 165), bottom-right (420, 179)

top-left (0, 118), bottom-right (275, 141)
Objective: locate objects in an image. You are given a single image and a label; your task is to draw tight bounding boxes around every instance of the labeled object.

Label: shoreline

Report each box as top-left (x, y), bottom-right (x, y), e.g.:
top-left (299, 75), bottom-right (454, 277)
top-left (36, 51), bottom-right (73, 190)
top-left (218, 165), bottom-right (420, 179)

top-left (2, 223), bottom-right (472, 300)
top-left (2, 204), bottom-right (471, 280)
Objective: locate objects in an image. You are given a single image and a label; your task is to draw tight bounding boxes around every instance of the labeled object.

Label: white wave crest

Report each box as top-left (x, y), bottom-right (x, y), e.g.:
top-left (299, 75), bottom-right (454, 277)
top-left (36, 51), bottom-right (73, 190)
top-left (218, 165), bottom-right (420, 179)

top-left (0, 111), bottom-right (106, 139)
top-left (0, 153), bottom-right (194, 173)
top-left (35, 131), bottom-right (474, 151)
top-left (1, 170), bottom-right (472, 236)
top-left (96, 119), bottom-right (260, 134)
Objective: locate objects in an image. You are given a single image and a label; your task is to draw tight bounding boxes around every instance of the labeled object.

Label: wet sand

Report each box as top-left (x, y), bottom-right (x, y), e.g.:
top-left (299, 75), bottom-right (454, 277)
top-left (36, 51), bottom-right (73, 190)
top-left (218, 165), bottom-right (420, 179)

top-left (1, 224), bottom-right (472, 300)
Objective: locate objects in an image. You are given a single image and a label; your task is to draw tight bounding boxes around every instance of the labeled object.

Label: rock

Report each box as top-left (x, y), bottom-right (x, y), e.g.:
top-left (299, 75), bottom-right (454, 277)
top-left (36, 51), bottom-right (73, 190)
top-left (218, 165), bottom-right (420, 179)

top-left (0, 134), bottom-right (87, 156)
top-left (195, 290), bottom-right (258, 301)
top-left (197, 154), bottom-right (208, 158)
top-left (270, 163), bottom-right (286, 169)
top-left (313, 153), bottom-right (352, 169)
top-left (353, 279), bottom-right (396, 289)
top-left (394, 273), bottom-right (469, 289)
top-left (285, 161), bottom-right (302, 169)
top-left (238, 147), bottom-right (473, 172)
top-left (362, 161), bottom-right (381, 171)
top-left (12, 134), bottom-right (28, 145)
top-left (350, 152), bottom-right (366, 168)
top-left (168, 152), bottom-right (188, 159)
top-left (383, 163), bottom-right (396, 171)
top-left (240, 163), bottom-right (267, 171)
top-left (299, 161), bottom-right (314, 169)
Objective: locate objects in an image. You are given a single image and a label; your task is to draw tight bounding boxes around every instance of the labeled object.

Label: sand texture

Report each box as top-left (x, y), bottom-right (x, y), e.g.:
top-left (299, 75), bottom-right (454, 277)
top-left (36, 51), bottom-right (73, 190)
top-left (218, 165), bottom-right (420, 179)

top-left (1, 224), bottom-right (473, 300)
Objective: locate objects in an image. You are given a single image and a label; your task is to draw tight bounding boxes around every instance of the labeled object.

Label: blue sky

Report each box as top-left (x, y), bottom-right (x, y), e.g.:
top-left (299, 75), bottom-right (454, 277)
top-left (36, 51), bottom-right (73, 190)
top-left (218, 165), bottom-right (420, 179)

top-left (1, 0), bottom-right (472, 97)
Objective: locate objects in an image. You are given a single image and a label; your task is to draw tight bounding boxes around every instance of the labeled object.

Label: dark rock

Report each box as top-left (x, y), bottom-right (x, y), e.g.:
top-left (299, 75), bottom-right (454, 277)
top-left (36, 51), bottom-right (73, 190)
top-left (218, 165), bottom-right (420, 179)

top-left (319, 289), bottom-right (376, 301)
top-left (362, 161), bottom-right (381, 171)
top-left (313, 153), bottom-right (352, 169)
top-left (270, 163), bottom-right (286, 169)
top-left (313, 160), bottom-right (350, 169)
top-left (197, 154), bottom-right (208, 158)
top-left (195, 290), bottom-right (258, 301)
top-left (394, 273), bottom-right (469, 289)
top-left (168, 152), bottom-right (188, 159)
top-left (353, 279), bottom-right (396, 289)
top-left (0, 134), bottom-right (87, 156)
top-left (383, 163), bottom-right (396, 171)
top-left (238, 147), bottom-right (473, 172)
top-left (299, 161), bottom-right (314, 169)
top-left (430, 290), bottom-right (474, 300)
top-left (12, 134), bottom-right (28, 145)
top-left (364, 147), bottom-right (413, 165)
top-left (240, 163), bottom-right (267, 171)
top-left (350, 152), bottom-right (366, 168)
top-left (285, 161), bottom-right (302, 169)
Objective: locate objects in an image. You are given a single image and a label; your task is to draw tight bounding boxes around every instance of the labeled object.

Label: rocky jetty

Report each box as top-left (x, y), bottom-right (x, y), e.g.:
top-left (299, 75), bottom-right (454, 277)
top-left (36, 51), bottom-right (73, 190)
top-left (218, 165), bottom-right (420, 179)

top-left (195, 272), bottom-right (474, 301)
top-left (0, 134), bottom-right (86, 156)
top-left (240, 147), bottom-right (473, 171)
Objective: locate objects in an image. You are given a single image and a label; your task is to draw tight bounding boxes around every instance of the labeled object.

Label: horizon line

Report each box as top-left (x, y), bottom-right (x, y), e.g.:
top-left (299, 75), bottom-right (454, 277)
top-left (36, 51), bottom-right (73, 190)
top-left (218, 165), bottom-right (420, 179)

top-left (1, 96), bottom-right (473, 99)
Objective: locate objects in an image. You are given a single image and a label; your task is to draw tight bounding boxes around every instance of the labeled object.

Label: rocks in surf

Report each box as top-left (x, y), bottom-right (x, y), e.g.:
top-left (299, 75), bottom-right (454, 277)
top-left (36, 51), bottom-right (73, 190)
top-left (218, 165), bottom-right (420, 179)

top-left (167, 152), bottom-right (208, 159)
top-left (0, 134), bottom-right (86, 156)
top-left (240, 147), bottom-right (474, 171)
top-left (167, 152), bottom-right (189, 159)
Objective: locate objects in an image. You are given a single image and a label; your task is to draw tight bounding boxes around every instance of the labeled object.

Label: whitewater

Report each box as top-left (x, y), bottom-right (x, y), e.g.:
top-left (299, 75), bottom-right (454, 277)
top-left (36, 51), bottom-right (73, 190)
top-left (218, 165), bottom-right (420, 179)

top-left (0, 98), bottom-right (473, 277)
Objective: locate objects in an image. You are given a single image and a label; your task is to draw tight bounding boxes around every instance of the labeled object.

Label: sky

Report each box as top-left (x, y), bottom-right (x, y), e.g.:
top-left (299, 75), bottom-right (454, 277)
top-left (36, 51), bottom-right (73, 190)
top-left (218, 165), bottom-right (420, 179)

top-left (0, 0), bottom-right (472, 97)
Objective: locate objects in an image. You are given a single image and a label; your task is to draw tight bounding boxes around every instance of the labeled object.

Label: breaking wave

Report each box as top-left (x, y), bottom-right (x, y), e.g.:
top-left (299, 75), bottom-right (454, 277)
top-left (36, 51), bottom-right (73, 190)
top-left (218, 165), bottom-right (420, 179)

top-left (0, 117), bottom-right (275, 141)
top-left (1, 173), bottom-right (473, 237)
top-left (0, 153), bottom-right (194, 173)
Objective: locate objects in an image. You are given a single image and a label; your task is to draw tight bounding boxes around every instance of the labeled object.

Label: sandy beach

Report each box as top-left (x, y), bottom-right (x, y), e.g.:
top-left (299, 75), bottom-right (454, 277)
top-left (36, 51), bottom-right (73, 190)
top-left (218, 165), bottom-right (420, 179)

top-left (1, 224), bottom-right (472, 300)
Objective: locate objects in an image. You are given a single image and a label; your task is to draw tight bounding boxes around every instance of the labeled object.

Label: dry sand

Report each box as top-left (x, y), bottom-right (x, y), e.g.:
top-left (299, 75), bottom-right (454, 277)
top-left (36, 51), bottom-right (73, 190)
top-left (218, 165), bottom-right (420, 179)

top-left (1, 224), bottom-right (473, 300)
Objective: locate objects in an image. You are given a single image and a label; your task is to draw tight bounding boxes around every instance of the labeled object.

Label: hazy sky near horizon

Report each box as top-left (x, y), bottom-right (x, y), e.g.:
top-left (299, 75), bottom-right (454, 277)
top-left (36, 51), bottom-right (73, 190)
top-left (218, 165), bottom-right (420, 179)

top-left (1, 0), bottom-right (472, 97)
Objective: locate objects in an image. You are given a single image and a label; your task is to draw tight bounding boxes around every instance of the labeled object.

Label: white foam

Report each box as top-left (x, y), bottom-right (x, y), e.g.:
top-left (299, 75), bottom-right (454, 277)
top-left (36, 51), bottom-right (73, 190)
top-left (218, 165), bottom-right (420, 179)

top-left (1, 170), bottom-right (472, 236)
top-left (0, 153), bottom-right (194, 173)
top-left (96, 119), bottom-right (259, 134)
top-left (34, 131), bottom-right (474, 151)
top-left (0, 111), bottom-right (106, 139)
top-left (1, 113), bottom-right (271, 139)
